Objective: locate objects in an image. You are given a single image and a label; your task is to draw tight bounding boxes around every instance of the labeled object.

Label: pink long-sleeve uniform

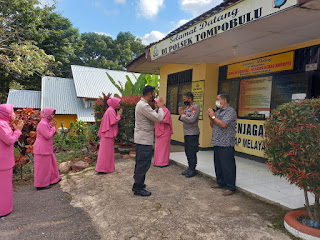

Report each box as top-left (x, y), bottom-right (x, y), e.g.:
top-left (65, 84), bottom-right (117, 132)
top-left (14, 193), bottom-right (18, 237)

top-left (95, 97), bottom-right (121, 173)
top-left (33, 108), bottom-right (60, 187)
top-left (154, 103), bottom-right (173, 167)
top-left (0, 104), bottom-right (22, 217)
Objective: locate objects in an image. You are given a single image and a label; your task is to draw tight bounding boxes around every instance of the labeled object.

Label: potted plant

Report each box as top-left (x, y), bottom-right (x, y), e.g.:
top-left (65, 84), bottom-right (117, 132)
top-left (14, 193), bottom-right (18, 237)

top-left (129, 151), bottom-right (136, 158)
top-left (264, 98), bottom-right (320, 239)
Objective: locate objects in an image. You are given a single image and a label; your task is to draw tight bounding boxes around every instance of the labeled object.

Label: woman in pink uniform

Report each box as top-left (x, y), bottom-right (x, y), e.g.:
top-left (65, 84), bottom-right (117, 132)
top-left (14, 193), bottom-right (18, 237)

top-left (0, 104), bottom-right (24, 217)
top-left (33, 108), bottom-right (60, 190)
top-left (153, 99), bottom-right (173, 167)
top-left (95, 97), bottom-right (122, 174)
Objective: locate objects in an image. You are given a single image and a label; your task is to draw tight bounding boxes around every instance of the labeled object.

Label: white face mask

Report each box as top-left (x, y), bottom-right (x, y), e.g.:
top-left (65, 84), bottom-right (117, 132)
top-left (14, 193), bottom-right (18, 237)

top-left (216, 100), bottom-right (222, 109)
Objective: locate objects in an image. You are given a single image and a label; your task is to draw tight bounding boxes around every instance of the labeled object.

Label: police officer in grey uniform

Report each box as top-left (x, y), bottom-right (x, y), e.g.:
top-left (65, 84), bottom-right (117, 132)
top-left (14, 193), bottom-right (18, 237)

top-left (178, 92), bottom-right (200, 178)
top-left (132, 85), bottom-right (165, 197)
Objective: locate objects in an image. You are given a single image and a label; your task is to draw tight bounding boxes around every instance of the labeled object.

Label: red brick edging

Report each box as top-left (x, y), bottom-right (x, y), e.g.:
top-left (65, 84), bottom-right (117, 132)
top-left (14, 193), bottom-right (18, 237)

top-left (284, 210), bottom-right (320, 238)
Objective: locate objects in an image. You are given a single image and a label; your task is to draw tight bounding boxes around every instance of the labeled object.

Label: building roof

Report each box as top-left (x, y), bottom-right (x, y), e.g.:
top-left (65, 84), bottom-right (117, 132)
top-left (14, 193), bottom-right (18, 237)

top-left (41, 76), bottom-right (95, 122)
top-left (71, 65), bottom-right (140, 99)
top-left (7, 89), bottom-right (41, 109)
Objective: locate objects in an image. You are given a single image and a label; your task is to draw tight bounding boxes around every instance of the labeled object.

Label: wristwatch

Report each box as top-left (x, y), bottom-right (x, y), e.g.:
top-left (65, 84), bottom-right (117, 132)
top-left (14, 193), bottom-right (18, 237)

top-left (212, 116), bottom-right (216, 120)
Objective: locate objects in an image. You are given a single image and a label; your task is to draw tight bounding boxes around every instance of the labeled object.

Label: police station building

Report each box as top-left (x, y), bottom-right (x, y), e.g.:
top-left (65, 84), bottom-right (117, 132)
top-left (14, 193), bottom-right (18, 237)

top-left (127, 0), bottom-right (320, 160)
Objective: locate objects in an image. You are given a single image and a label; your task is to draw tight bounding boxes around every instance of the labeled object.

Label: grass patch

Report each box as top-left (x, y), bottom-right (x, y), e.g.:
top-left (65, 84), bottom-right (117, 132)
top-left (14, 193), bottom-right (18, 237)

top-left (13, 162), bottom-right (34, 190)
top-left (55, 150), bottom-right (83, 163)
top-left (66, 173), bottom-right (72, 179)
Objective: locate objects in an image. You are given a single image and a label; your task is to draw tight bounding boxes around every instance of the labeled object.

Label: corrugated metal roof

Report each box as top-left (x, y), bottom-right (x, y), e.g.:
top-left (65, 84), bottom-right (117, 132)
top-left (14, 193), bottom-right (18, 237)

top-left (7, 89), bottom-right (41, 109)
top-left (71, 65), bottom-right (140, 99)
top-left (41, 76), bottom-right (95, 122)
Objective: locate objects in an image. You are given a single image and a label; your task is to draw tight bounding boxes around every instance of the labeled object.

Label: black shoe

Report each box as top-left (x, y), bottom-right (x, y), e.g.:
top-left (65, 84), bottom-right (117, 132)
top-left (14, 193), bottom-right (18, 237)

top-left (95, 171), bottom-right (107, 175)
top-left (134, 189), bottom-right (151, 197)
top-left (132, 184), bottom-right (146, 192)
top-left (159, 165), bottom-right (168, 168)
top-left (50, 178), bottom-right (62, 186)
top-left (36, 186), bottom-right (51, 190)
top-left (181, 169), bottom-right (190, 175)
top-left (0, 212), bottom-right (11, 218)
top-left (185, 170), bottom-right (197, 178)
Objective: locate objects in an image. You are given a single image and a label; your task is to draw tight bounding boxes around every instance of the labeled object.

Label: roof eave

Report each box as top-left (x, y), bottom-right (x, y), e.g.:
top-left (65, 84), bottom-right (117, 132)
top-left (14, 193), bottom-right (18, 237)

top-left (126, 52), bottom-right (148, 73)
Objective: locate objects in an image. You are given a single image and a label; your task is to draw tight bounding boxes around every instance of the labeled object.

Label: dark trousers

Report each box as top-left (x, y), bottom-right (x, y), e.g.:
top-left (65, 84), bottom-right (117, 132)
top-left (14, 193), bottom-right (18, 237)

top-left (213, 146), bottom-right (236, 191)
top-left (184, 135), bottom-right (199, 170)
top-left (133, 144), bottom-right (153, 190)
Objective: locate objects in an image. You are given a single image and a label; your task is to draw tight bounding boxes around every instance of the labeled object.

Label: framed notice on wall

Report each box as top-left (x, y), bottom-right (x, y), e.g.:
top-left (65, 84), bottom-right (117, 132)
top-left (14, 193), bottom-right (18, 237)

top-left (238, 76), bottom-right (272, 119)
top-left (227, 51), bottom-right (294, 79)
top-left (192, 80), bottom-right (205, 120)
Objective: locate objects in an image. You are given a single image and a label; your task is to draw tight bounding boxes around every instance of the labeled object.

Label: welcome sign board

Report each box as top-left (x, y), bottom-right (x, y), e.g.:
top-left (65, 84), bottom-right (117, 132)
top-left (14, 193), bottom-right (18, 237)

top-left (150, 0), bottom-right (298, 60)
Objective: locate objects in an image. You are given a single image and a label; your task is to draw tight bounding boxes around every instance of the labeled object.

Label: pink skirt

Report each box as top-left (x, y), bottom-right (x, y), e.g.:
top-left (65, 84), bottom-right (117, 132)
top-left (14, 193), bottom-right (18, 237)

top-left (0, 168), bottom-right (13, 217)
top-left (95, 137), bottom-right (115, 173)
top-left (34, 154), bottom-right (61, 187)
top-left (154, 135), bottom-right (171, 167)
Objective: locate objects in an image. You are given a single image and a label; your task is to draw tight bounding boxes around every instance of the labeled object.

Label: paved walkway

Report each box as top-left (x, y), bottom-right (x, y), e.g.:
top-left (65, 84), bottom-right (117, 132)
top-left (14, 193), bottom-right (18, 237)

top-left (170, 151), bottom-right (315, 209)
top-left (0, 185), bottom-right (100, 240)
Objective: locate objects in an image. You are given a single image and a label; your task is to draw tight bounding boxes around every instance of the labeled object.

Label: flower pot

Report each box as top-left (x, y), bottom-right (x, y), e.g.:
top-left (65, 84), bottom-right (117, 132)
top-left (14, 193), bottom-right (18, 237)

top-left (118, 144), bottom-right (135, 153)
top-left (129, 151), bottom-right (136, 158)
top-left (284, 210), bottom-right (320, 240)
top-left (114, 142), bottom-right (124, 149)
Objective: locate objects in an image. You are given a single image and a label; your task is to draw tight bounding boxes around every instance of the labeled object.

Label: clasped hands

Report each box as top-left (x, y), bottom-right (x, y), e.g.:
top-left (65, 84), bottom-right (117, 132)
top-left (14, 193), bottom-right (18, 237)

top-left (117, 108), bottom-right (123, 116)
top-left (178, 107), bottom-right (185, 116)
top-left (207, 108), bottom-right (216, 118)
top-left (13, 120), bottom-right (25, 131)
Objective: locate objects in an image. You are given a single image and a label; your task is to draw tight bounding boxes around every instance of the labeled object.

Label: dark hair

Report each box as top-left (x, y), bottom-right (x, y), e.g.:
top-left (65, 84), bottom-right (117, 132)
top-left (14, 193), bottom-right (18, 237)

top-left (184, 92), bottom-right (194, 100)
top-left (218, 92), bottom-right (229, 102)
top-left (142, 85), bottom-right (155, 96)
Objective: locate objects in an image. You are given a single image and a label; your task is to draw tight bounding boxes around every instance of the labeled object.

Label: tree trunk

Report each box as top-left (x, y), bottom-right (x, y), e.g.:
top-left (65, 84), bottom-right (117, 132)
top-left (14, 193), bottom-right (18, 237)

top-left (20, 164), bottom-right (23, 180)
top-left (0, 74), bottom-right (10, 103)
top-left (314, 193), bottom-right (320, 224)
top-left (304, 189), bottom-right (316, 222)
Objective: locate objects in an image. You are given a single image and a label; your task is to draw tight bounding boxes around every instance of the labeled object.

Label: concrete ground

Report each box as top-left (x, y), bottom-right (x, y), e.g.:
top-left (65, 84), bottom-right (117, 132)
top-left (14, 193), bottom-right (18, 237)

top-left (60, 157), bottom-right (291, 240)
top-left (0, 185), bottom-right (100, 240)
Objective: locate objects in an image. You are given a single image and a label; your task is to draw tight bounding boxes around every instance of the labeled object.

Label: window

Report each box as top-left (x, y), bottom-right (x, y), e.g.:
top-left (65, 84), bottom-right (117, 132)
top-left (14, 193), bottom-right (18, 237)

top-left (167, 69), bottom-right (193, 114)
top-left (218, 79), bottom-right (239, 112)
top-left (271, 72), bottom-right (310, 110)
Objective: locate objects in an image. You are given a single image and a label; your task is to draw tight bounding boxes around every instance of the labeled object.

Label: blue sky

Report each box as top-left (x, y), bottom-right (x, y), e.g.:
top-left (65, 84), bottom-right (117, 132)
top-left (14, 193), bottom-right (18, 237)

top-left (40, 0), bottom-right (223, 45)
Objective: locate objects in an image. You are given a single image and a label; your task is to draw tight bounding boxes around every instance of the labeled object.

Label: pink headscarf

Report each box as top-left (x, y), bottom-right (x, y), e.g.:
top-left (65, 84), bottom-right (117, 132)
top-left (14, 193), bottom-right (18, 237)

top-left (41, 108), bottom-right (56, 121)
top-left (0, 104), bottom-right (14, 122)
top-left (98, 97), bottom-right (121, 136)
top-left (107, 97), bottom-right (121, 109)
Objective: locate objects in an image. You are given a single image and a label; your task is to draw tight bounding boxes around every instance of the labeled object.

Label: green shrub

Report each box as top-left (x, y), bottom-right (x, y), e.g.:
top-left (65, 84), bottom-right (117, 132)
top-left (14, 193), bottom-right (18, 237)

top-left (117, 95), bottom-right (141, 144)
top-left (264, 98), bottom-right (320, 223)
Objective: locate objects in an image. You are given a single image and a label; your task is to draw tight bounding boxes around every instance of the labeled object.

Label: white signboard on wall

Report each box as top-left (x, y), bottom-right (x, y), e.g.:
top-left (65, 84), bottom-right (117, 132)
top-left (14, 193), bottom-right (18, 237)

top-left (150, 0), bottom-right (298, 60)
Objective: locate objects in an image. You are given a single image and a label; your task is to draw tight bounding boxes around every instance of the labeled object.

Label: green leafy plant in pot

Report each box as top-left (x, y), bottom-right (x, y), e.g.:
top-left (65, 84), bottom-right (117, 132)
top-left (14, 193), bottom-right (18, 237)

top-left (264, 98), bottom-right (320, 229)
